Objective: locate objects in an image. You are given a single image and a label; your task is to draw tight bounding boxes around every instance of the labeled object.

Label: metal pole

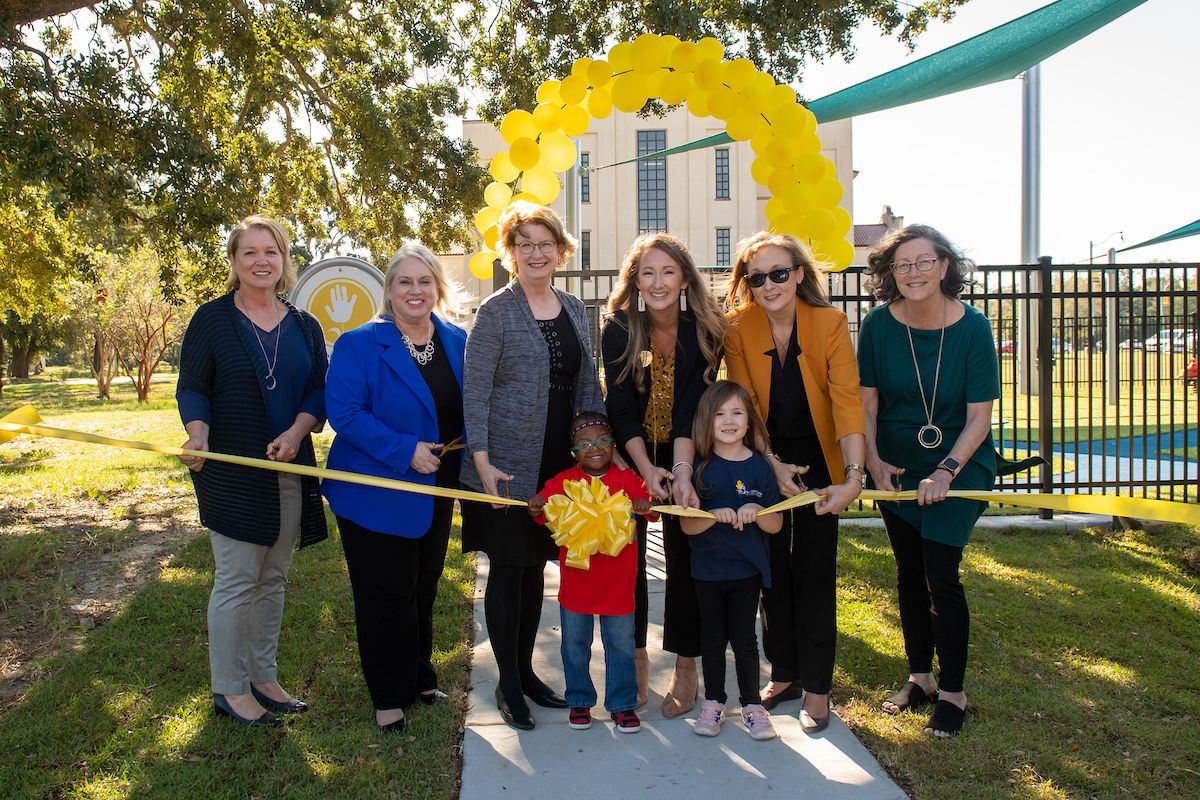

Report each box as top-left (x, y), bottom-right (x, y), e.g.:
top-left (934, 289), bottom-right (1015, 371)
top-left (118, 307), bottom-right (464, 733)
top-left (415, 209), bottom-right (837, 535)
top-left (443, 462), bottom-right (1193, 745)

top-left (1017, 64), bottom-right (1041, 395)
top-left (1037, 255), bottom-right (1054, 519)
top-left (1106, 247), bottom-right (1119, 407)
top-left (563, 141), bottom-right (582, 297)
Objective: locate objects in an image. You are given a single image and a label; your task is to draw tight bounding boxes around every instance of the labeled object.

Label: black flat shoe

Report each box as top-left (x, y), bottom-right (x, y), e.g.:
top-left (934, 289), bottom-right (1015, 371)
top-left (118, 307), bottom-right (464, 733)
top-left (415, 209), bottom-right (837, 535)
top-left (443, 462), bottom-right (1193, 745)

top-left (524, 687), bottom-right (568, 709)
top-left (925, 699), bottom-right (966, 738)
top-left (251, 685), bottom-right (308, 714)
top-left (760, 683), bottom-right (804, 711)
top-left (495, 687), bottom-right (535, 730)
top-left (378, 715), bottom-right (410, 734)
top-left (882, 681), bottom-right (937, 715)
top-left (212, 694), bottom-right (283, 728)
top-left (418, 688), bottom-right (449, 705)
top-left (799, 696), bottom-right (832, 734)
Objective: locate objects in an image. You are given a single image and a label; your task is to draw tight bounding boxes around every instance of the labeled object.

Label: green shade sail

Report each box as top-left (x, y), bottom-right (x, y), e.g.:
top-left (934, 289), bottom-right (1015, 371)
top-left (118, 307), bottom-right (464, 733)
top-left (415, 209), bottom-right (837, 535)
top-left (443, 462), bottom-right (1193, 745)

top-left (591, 0), bottom-right (1148, 171)
top-left (1118, 220), bottom-right (1200, 253)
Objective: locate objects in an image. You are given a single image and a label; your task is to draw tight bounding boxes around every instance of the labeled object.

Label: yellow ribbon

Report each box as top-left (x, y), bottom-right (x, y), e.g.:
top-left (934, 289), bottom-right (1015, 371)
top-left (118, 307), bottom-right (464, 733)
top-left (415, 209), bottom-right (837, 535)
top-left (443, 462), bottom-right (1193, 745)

top-left (542, 476), bottom-right (636, 570)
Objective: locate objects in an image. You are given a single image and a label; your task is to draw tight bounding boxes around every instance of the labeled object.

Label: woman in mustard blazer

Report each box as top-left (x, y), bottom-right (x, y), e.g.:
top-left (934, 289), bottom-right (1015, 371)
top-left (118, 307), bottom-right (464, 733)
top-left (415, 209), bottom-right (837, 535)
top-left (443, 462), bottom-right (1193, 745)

top-left (723, 231), bottom-right (866, 733)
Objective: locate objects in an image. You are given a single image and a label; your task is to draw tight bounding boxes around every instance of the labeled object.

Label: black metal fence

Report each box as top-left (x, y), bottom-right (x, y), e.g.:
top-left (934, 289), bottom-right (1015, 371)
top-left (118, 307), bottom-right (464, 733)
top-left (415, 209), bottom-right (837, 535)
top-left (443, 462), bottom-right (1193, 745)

top-left (543, 261), bottom-right (1200, 503)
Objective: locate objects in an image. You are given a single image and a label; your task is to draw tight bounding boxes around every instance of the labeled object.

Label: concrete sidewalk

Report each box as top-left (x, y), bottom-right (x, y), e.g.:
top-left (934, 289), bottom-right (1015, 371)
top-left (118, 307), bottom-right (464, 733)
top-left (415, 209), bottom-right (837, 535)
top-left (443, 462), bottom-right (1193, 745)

top-left (459, 527), bottom-right (907, 800)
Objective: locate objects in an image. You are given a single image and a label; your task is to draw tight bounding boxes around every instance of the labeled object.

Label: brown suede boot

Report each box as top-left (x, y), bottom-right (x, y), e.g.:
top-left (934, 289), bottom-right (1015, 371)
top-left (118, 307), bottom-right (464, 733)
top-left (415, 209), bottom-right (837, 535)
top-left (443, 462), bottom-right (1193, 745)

top-left (660, 661), bottom-right (698, 718)
top-left (635, 648), bottom-right (650, 710)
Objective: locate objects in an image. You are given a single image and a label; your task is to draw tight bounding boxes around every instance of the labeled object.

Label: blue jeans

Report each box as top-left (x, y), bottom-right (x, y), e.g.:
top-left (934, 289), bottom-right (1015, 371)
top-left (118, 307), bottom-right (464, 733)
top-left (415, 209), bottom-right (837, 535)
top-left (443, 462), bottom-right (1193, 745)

top-left (559, 608), bottom-right (637, 712)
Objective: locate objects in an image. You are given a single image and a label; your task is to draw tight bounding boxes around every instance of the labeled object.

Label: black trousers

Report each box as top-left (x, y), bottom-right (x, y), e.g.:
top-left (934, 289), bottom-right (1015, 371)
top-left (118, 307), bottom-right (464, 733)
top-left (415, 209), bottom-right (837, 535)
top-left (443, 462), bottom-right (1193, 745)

top-left (759, 438), bottom-right (837, 694)
top-left (338, 498), bottom-right (452, 711)
top-left (651, 443), bottom-right (702, 657)
top-left (484, 563), bottom-right (548, 715)
top-left (695, 575), bottom-right (763, 706)
top-left (880, 506), bottom-right (969, 693)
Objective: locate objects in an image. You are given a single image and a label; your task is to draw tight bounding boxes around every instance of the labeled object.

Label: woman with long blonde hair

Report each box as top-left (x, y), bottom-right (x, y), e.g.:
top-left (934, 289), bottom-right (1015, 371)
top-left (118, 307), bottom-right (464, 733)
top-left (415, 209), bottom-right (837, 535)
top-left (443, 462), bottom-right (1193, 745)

top-left (600, 232), bottom-right (726, 716)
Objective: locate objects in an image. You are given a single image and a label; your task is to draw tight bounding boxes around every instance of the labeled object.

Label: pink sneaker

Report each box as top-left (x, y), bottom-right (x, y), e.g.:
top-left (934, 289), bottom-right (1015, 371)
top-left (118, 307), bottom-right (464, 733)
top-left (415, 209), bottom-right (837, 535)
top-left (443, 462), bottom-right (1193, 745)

top-left (741, 704), bottom-right (777, 740)
top-left (692, 700), bottom-right (725, 736)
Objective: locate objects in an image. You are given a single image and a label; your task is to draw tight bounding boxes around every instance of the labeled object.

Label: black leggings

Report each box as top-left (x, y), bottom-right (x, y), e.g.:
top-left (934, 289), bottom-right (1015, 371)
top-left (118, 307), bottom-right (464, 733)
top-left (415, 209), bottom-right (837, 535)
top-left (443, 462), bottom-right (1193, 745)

top-left (880, 506), bottom-right (969, 693)
top-left (694, 575), bottom-right (763, 706)
top-left (484, 562), bottom-right (549, 715)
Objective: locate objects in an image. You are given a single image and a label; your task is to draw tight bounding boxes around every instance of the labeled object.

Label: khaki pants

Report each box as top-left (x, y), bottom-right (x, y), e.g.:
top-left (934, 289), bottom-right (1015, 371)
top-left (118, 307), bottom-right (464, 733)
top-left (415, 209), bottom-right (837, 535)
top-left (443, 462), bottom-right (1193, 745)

top-left (207, 473), bottom-right (300, 696)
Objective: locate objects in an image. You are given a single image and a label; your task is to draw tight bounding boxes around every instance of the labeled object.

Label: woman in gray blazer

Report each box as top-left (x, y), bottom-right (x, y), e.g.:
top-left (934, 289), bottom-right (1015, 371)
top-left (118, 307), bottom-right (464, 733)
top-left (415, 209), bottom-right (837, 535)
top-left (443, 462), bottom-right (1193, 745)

top-left (461, 201), bottom-right (604, 730)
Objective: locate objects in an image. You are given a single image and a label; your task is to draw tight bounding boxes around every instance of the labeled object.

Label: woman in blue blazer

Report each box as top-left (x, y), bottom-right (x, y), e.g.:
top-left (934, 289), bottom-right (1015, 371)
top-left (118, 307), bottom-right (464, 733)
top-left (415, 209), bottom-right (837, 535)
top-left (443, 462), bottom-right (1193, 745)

top-left (323, 243), bottom-right (468, 733)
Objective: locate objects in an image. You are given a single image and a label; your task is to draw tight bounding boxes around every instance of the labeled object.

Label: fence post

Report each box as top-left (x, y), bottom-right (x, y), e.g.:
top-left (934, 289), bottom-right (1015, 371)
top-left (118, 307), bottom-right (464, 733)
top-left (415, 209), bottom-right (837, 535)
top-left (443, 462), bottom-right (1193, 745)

top-left (1037, 255), bottom-right (1054, 519)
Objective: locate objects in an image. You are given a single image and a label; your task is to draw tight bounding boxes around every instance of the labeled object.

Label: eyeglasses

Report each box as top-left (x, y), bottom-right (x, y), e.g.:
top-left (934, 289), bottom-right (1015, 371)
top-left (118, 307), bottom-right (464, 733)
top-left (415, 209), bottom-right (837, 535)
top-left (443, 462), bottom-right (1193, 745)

top-left (744, 266), bottom-right (799, 288)
top-left (891, 257), bottom-right (939, 275)
top-left (515, 240), bottom-right (559, 255)
top-left (571, 435), bottom-right (615, 454)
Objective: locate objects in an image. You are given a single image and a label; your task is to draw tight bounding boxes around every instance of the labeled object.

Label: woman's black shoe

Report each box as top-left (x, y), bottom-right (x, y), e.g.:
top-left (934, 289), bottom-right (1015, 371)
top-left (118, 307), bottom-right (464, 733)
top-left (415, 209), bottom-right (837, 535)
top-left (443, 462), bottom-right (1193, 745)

top-left (379, 715), bottom-right (410, 733)
top-left (495, 688), bottom-right (535, 730)
top-left (251, 685), bottom-right (308, 714)
top-left (212, 694), bottom-right (283, 728)
top-left (760, 683), bottom-right (804, 711)
top-left (418, 688), bottom-right (449, 705)
top-left (524, 686), bottom-right (568, 709)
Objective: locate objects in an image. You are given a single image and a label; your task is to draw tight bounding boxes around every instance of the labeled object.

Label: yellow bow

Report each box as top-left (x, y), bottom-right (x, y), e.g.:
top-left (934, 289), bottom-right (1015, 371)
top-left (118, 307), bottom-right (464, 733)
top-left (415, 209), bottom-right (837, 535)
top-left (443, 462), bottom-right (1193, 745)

top-left (543, 476), bottom-right (636, 570)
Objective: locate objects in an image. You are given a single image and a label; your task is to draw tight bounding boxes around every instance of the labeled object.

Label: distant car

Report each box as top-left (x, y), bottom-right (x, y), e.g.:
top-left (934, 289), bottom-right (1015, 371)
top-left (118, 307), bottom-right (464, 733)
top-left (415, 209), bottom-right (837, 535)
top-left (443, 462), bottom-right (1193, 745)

top-left (1050, 339), bottom-right (1073, 354)
top-left (996, 339), bottom-right (1014, 354)
top-left (1144, 329), bottom-right (1194, 352)
top-left (1119, 338), bottom-right (1143, 350)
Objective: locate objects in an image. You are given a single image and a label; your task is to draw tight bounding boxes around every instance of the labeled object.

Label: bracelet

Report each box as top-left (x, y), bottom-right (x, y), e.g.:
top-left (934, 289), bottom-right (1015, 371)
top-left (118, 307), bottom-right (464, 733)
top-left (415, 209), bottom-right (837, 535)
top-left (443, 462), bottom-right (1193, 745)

top-left (765, 451), bottom-right (781, 462)
top-left (670, 461), bottom-right (693, 477)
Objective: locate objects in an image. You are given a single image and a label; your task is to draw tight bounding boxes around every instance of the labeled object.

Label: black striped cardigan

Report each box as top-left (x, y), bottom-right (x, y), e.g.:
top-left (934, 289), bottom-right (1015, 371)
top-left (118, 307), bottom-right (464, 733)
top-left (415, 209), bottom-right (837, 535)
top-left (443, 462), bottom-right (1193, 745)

top-left (176, 292), bottom-right (329, 548)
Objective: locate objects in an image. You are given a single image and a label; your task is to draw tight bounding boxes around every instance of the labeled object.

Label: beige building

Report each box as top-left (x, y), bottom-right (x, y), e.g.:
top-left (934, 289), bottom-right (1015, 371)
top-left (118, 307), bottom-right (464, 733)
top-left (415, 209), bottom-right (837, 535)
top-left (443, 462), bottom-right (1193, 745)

top-left (459, 108), bottom-right (862, 305)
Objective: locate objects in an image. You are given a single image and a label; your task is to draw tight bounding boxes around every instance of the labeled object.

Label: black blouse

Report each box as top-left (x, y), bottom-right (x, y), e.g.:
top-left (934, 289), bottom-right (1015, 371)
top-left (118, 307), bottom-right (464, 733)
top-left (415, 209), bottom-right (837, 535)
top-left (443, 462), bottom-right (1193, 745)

top-left (412, 327), bottom-right (464, 488)
top-left (537, 308), bottom-right (581, 485)
top-left (766, 322), bottom-right (818, 443)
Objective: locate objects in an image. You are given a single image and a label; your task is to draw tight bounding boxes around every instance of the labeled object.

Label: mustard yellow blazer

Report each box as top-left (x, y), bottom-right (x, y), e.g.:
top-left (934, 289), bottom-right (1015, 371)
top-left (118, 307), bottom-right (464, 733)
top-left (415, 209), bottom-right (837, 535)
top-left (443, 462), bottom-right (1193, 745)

top-left (724, 301), bottom-right (866, 479)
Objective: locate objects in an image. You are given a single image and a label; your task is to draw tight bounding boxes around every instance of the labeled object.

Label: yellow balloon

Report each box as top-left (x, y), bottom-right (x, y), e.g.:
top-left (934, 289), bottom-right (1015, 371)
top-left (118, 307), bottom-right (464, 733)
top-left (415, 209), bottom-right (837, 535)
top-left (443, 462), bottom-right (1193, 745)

top-left (522, 165), bottom-right (561, 204)
top-left (771, 212), bottom-right (805, 236)
top-left (800, 208), bottom-right (835, 240)
top-left (611, 72), bottom-right (649, 113)
top-left (510, 192), bottom-right (541, 203)
top-left (571, 57), bottom-right (593, 80)
top-left (749, 128), bottom-right (773, 154)
top-left (509, 137), bottom-right (541, 171)
top-left (686, 87), bottom-right (710, 118)
top-left (750, 156), bottom-right (774, 185)
top-left (587, 85), bottom-right (614, 119)
top-left (500, 110), bottom-right (538, 144)
top-left (792, 152), bottom-right (826, 184)
top-left (532, 102), bottom-right (563, 133)
top-left (780, 182), bottom-right (815, 213)
top-left (812, 178), bottom-right (843, 207)
top-left (794, 130), bottom-right (821, 154)
top-left (707, 85), bottom-right (738, 120)
top-left (769, 102), bottom-right (809, 133)
top-left (631, 33), bottom-right (667, 74)
top-left (765, 83), bottom-right (797, 110)
top-left (764, 136), bottom-right (798, 168)
top-left (608, 41), bottom-right (633, 73)
top-left (560, 104), bottom-right (590, 136)
top-left (537, 79), bottom-right (561, 104)
top-left (727, 111), bottom-right (765, 142)
top-left (826, 238), bottom-right (857, 270)
top-left (763, 196), bottom-right (787, 221)
top-left (484, 224), bottom-right (499, 250)
top-left (639, 70), bottom-right (663, 99)
top-left (586, 59), bottom-right (613, 88)
top-left (766, 169), bottom-right (794, 197)
top-left (830, 206), bottom-right (853, 239)
top-left (722, 58), bottom-right (757, 92)
top-left (484, 181), bottom-right (513, 209)
top-left (474, 206), bottom-right (501, 234)
top-left (469, 250), bottom-right (497, 280)
top-left (693, 58), bottom-right (724, 91)
top-left (559, 74), bottom-right (588, 105)
top-left (659, 70), bottom-right (692, 105)
top-left (540, 131), bottom-right (577, 172)
top-left (695, 36), bottom-right (725, 63)
top-left (489, 152), bottom-right (519, 183)
top-left (669, 41), bottom-right (698, 72)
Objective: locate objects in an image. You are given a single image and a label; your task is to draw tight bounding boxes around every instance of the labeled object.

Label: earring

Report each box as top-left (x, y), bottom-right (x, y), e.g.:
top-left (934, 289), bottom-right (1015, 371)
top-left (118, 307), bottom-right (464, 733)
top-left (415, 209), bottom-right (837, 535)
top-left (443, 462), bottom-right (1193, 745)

top-left (679, 289), bottom-right (687, 312)
top-left (637, 293), bottom-right (645, 312)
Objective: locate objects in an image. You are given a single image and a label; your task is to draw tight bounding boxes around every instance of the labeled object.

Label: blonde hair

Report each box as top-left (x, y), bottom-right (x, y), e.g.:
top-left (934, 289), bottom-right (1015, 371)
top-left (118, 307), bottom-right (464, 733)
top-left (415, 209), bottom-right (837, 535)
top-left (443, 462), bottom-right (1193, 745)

top-left (691, 380), bottom-right (770, 490)
top-left (378, 242), bottom-right (467, 321)
top-left (496, 201), bottom-right (577, 274)
top-left (225, 215), bottom-right (296, 294)
top-left (605, 232), bottom-right (726, 390)
top-left (726, 231), bottom-right (831, 311)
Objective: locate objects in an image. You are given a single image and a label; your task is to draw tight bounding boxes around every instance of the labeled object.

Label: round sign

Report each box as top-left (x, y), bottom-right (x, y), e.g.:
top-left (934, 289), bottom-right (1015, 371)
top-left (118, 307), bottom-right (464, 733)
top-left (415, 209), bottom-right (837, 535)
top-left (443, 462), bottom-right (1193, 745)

top-left (291, 256), bottom-right (384, 353)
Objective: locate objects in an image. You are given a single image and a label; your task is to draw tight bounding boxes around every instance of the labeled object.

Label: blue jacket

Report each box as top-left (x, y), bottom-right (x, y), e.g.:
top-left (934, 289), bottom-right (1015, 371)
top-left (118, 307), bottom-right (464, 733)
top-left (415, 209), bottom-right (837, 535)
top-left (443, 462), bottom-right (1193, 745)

top-left (323, 315), bottom-right (467, 537)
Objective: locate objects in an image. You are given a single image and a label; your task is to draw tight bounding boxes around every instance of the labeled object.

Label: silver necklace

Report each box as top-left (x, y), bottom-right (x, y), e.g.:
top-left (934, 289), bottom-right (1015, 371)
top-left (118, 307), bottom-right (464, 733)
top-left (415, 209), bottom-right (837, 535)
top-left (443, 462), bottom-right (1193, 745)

top-left (401, 324), bottom-right (436, 365)
top-left (241, 293), bottom-right (283, 391)
top-left (901, 299), bottom-right (946, 449)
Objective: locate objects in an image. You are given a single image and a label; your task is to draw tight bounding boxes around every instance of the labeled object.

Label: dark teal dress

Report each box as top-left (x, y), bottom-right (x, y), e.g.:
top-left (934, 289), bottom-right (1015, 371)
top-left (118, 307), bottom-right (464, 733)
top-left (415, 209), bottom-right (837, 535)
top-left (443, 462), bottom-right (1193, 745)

top-left (857, 301), bottom-right (1000, 547)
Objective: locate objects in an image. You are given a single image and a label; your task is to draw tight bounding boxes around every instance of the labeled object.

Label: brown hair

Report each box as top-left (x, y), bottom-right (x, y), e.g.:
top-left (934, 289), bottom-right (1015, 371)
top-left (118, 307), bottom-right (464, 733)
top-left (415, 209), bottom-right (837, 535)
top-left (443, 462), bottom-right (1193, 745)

top-left (691, 380), bottom-right (770, 490)
top-left (379, 242), bottom-right (467, 321)
top-left (604, 232), bottom-right (726, 390)
top-left (864, 224), bottom-right (974, 302)
top-left (225, 215), bottom-right (296, 294)
top-left (496, 200), bottom-right (577, 274)
top-left (726, 231), bottom-right (831, 311)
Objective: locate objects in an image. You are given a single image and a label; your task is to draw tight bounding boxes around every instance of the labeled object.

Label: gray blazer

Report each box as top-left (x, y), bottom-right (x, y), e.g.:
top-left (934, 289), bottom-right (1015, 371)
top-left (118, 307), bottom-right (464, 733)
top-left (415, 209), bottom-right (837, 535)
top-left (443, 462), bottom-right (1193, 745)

top-left (460, 278), bottom-right (604, 499)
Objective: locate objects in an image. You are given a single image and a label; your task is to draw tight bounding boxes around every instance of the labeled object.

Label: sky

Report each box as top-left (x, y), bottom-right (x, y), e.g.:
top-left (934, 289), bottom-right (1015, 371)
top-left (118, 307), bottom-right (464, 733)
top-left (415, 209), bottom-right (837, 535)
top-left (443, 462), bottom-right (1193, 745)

top-left (795, 0), bottom-right (1199, 265)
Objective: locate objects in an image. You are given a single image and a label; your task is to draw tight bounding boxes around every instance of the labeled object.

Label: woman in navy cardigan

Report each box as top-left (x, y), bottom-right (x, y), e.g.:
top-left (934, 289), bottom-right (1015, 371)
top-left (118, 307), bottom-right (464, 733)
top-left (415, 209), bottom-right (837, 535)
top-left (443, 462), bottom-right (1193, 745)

top-left (323, 243), bottom-right (468, 733)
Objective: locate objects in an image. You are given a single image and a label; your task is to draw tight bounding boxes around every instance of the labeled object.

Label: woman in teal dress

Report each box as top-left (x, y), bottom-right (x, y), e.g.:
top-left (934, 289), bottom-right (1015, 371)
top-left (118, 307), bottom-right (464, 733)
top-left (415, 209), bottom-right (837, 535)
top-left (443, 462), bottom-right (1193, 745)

top-left (857, 224), bottom-right (999, 738)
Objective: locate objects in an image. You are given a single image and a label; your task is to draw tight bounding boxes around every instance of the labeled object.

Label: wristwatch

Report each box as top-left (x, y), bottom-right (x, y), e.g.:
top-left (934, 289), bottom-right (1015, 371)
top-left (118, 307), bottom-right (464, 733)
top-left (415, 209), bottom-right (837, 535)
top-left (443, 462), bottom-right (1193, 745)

top-left (843, 463), bottom-right (866, 488)
top-left (936, 457), bottom-right (960, 477)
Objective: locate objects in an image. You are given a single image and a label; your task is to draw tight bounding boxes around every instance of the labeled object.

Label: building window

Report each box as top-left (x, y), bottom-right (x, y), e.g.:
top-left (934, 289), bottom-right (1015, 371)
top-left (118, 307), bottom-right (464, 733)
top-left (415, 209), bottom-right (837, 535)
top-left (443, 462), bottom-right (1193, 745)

top-left (715, 227), bottom-right (731, 266)
top-left (580, 230), bottom-right (591, 270)
top-left (715, 148), bottom-right (730, 200)
top-left (637, 130), bottom-right (667, 232)
top-left (580, 152), bottom-right (591, 203)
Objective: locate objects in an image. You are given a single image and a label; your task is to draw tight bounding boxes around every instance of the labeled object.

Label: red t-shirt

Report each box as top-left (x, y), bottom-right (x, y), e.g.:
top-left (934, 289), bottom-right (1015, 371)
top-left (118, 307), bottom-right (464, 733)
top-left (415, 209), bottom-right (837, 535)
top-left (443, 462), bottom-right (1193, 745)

top-left (535, 465), bottom-right (655, 616)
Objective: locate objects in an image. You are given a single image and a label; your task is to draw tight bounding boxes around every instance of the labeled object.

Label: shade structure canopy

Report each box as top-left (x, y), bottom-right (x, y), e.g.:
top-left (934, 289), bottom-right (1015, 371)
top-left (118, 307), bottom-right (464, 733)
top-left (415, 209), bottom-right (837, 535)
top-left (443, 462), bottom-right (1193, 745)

top-left (1118, 220), bottom-right (1200, 253)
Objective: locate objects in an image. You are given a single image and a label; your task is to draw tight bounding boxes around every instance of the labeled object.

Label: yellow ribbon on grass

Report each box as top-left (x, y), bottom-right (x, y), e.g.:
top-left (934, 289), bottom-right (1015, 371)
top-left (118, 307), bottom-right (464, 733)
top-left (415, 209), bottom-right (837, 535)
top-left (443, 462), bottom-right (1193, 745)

top-left (0, 405), bottom-right (526, 508)
top-left (542, 476), bottom-right (636, 570)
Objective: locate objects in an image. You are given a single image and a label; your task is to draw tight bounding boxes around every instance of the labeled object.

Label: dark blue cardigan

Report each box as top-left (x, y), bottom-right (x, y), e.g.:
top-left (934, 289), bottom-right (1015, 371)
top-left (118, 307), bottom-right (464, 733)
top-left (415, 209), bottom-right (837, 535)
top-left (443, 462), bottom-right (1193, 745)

top-left (177, 292), bottom-right (329, 548)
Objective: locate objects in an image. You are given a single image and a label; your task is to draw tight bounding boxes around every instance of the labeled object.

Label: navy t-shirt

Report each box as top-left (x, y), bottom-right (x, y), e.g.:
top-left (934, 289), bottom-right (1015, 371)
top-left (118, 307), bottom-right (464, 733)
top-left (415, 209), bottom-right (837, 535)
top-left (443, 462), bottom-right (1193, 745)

top-left (691, 451), bottom-right (780, 587)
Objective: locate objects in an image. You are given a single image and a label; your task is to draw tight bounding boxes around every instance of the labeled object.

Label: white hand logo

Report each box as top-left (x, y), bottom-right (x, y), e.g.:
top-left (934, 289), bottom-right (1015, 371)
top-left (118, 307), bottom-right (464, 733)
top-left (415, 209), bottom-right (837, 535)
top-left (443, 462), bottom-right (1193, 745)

top-left (325, 284), bottom-right (358, 324)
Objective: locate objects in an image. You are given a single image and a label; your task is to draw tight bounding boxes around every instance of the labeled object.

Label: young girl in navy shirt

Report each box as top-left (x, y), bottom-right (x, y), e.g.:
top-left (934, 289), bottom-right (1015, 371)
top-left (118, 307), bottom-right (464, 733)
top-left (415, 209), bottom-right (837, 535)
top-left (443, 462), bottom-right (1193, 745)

top-left (680, 381), bottom-right (783, 740)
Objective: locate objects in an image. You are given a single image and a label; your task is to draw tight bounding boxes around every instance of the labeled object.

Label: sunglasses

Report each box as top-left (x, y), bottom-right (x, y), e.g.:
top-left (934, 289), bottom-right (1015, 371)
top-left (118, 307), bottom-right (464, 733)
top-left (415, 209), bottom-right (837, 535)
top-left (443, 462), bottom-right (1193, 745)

top-left (744, 265), bottom-right (799, 288)
top-left (571, 435), bottom-right (615, 454)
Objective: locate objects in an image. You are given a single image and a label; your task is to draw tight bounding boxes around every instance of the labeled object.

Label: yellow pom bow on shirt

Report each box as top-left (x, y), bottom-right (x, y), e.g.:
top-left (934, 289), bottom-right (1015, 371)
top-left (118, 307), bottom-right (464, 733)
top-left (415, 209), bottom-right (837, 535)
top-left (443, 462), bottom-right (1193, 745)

top-left (542, 477), bottom-right (636, 570)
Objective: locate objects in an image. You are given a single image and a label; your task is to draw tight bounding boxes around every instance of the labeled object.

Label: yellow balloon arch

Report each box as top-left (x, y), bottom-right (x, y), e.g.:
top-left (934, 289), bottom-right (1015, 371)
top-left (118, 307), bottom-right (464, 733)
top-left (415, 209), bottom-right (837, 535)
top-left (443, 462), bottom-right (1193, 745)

top-left (469, 34), bottom-right (855, 280)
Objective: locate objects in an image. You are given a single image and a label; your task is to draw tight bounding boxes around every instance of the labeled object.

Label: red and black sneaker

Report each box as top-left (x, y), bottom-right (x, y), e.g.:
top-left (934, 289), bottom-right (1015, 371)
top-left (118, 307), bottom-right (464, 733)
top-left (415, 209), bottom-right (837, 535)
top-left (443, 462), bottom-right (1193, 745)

top-left (568, 707), bottom-right (592, 730)
top-left (611, 709), bottom-right (641, 733)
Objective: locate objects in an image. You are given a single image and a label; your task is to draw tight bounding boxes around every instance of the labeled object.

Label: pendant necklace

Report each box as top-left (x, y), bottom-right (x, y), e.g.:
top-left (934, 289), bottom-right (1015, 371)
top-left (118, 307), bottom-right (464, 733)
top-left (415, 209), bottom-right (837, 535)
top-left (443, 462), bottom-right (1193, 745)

top-left (241, 292), bottom-right (283, 391)
top-left (402, 323), bottom-right (436, 365)
top-left (901, 298), bottom-right (946, 449)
